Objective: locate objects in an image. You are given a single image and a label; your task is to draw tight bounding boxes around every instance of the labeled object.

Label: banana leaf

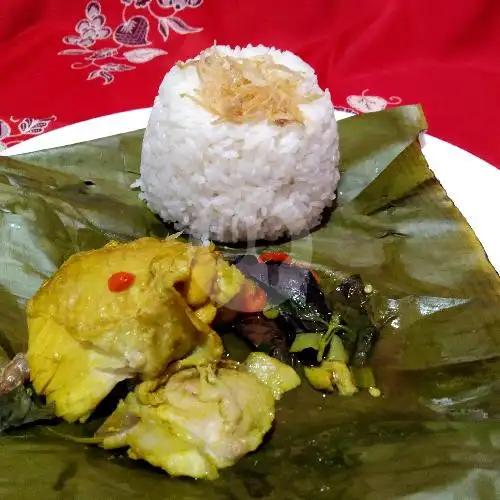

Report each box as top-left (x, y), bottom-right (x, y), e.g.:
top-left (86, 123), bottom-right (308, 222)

top-left (0, 105), bottom-right (499, 498)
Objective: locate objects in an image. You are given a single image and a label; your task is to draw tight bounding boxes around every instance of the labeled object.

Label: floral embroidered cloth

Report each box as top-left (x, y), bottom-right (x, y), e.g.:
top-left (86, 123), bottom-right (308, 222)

top-left (1, 0), bottom-right (499, 168)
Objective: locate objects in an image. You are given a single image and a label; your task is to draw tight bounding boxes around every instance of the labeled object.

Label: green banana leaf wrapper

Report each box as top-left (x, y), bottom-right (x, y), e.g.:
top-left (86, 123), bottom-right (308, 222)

top-left (0, 105), bottom-right (499, 499)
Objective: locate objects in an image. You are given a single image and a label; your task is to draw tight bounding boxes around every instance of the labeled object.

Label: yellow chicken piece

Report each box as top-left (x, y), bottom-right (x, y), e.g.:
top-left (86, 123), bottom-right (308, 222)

top-left (211, 256), bottom-right (247, 306)
top-left (26, 237), bottom-right (245, 423)
top-left (185, 249), bottom-right (217, 307)
top-left (96, 355), bottom-right (299, 479)
top-left (194, 303), bottom-right (218, 325)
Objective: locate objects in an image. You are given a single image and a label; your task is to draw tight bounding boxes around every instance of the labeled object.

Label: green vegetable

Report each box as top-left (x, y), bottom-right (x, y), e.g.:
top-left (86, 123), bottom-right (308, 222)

top-left (278, 299), bottom-right (329, 332)
top-left (289, 333), bottom-right (321, 353)
top-left (333, 275), bottom-right (380, 367)
top-left (304, 361), bottom-right (358, 396)
top-left (303, 366), bottom-right (334, 392)
top-left (289, 304), bottom-right (372, 395)
top-left (262, 305), bottom-right (280, 319)
top-left (289, 313), bottom-right (350, 364)
top-left (352, 366), bottom-right (376, 388)
top-left (243, 352), bottom-right (301, 400)
top-left (325, 335), bottom-right (348, 363)
top-left (324, 361), bottom-right (358, 396)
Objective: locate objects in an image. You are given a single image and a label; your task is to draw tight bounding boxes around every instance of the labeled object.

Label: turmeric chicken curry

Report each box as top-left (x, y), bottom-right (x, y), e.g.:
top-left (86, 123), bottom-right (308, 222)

top-left (0, 235), bottom-right (381, 480)
top-left (24, 236), bottom-right (300, 479)
top-left (27, 237), bottom-right (244, 423)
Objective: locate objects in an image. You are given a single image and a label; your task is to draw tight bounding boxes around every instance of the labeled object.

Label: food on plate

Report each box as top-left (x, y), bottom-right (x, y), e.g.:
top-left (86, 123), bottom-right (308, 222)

top-left (26, 236), bottom-right (246, 423)
top-left (0, 84), bottom-right (494, 494)
top-left (226, 252), bottom-right (381, 397)
top-left (1, 236), bottom-right (381, 479)
top-left (19, 235), bottom-right (305, 479)
top-left (243, 352), bottom-right (301, 400)
top-left (95, 355), bottom-right (300, 479)
top-left (137, 44), bottom-right (340, 243)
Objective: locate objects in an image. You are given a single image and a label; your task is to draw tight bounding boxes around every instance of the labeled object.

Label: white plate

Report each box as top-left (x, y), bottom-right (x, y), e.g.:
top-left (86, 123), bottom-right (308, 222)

top-left (2, 109), bottom-right (500, 274)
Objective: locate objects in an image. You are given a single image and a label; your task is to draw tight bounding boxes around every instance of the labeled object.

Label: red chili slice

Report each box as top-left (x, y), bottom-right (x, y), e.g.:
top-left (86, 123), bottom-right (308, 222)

top-left (108, 272), bottom-right (136, 292)
top-left (258, 251), bottom-right (291, 264)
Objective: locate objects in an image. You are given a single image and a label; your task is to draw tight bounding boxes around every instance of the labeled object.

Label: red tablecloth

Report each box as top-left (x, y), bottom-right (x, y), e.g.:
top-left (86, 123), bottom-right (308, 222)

top-left (1, 0), bottom-right (499, 168)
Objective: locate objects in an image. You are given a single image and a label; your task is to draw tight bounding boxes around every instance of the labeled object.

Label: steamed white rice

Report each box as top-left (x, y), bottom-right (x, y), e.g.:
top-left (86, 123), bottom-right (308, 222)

top-left (137, 44), bottom-right (340, 243)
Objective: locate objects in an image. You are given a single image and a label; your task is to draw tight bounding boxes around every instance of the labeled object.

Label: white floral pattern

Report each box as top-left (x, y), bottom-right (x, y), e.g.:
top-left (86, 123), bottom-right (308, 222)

top-left (0, 116), bottom-right (57, 150)
top-left (344, 89), bottom-right (402, 114)
top-left (59, 0), bottom-right (204, 85)
top-left (62, 2), bottom-right (112, 48)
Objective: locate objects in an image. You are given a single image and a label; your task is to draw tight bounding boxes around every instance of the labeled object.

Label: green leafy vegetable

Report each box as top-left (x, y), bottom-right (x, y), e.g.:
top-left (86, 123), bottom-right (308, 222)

top-left (325, 334), bottom-right (348, 363)
top-left (290, 332), bottom-right (321, 353)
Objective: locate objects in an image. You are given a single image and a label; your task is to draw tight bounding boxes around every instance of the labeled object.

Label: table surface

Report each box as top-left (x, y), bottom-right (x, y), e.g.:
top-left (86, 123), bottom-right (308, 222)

top-left (1, 0), bottom-right (499, 168)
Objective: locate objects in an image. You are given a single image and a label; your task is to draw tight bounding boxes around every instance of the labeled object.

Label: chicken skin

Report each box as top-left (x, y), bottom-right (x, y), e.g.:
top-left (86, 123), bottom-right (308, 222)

top-left (96, 354), bottom-right (300, 479)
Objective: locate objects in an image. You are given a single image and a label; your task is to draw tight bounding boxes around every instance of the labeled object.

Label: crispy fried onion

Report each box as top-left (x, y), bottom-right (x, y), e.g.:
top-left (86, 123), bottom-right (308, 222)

top-left (180, 52), bottom-right (321, 126)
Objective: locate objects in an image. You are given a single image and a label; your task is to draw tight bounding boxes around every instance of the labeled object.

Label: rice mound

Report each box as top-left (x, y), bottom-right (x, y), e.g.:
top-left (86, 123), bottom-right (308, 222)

top-left (137, 44), bottom-right (340, 243)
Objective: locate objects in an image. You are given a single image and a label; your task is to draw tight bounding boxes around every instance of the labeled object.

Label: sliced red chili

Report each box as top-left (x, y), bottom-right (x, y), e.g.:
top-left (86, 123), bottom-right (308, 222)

top-left (258, 251), bottom-right (291, 264)
top-left (108, 271), bottom-right (136, 292)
